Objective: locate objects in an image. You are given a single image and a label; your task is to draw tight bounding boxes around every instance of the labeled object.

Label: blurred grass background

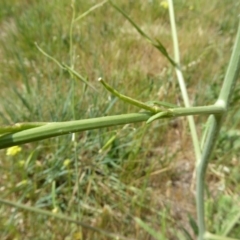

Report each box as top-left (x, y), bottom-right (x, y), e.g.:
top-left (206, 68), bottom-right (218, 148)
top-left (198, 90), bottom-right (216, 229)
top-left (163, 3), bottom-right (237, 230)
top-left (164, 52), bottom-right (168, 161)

top-left (0, 0), bottom-right (240, 239)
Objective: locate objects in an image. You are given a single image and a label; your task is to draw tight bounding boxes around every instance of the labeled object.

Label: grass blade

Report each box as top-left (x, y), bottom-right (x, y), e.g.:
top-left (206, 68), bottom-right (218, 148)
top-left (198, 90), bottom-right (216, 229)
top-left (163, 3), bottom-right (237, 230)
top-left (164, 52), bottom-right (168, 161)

top-left (63, 64), bottom-right (98, 92)
top-left (109, 0), bottom-right (177, 67)
top-left (35, 43), bottom-right (98, 91)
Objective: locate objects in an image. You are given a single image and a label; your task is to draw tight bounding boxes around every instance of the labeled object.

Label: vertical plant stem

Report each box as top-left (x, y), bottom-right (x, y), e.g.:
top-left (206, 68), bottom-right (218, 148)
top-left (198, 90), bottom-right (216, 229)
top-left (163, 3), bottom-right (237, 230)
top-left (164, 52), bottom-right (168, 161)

top-left (70, 0), bottom-right (75, 69)
top-left (74, 0), bottom-right (108, 23)
top-left (69, 1), bottom-right (81, 225)
top-left (196, 115), bottom-right (222, 239)
top-left (168, 0), bottom-right (201, 162)
top-left (197, 20), bottom-right (240, 240)
top-left (69, 0), bottom-right (76, 119)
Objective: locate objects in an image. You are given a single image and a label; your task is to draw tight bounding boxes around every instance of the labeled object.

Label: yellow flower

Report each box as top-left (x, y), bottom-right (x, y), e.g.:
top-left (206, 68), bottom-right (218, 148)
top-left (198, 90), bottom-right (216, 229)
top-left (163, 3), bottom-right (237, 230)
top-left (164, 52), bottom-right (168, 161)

top-left (160, 1), bottom-right (168, 9)
top-left (6, 146), bottom-right (22, 156)
top-left (52, 207), bottom-right (58, 213)
top-left (63, 159), bottom-right (71, 168)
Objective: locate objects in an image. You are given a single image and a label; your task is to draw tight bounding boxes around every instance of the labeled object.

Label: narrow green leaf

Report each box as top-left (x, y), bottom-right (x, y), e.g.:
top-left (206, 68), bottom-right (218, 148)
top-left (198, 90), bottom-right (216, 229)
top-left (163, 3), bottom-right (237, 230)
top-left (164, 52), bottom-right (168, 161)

top-left (35, 43), bottom-right (98, 91)
top-left (63, 64), bottom-right (98, 92)
top-left (35, 42), bottom-right (64, 69)
top-left (109, 0), bottom-right (177, 67)
top-left (154, 39), bottom-right (178, 67)
top-left (99, 78), bottom-right (161, 113)
top-left (180, 227), bottom-right (194, 240)
top-left (12, 88), bottom-right (32, 112)
top-left (188, 214), bottom-right (199, 236)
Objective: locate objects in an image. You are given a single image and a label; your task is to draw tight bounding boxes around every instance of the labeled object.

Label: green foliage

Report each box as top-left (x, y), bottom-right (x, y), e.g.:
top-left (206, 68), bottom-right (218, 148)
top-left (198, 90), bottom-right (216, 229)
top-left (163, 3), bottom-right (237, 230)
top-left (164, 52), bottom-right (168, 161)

top-left (0, 0), bottom-right (240, 240)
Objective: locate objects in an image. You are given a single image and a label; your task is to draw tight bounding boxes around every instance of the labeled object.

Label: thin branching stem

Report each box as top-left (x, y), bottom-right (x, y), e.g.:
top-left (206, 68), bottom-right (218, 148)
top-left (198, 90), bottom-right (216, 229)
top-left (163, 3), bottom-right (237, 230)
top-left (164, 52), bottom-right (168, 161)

top-left (74, 0), bottom-right (108, 23)
top-left (0, 105), bottom-right (225, 149)
top-left (196, 20), bottom-right (240, 240)
top-left (168, 0), bottom-right (201, 163)
top-left (98, 78), bottom-right (162, 113)
top-left (0, 122), bottom-right (46, 134)
top-left (70, 0), bottom-right (75, 69)
top-left (109, 0), bottom-right (177, 67)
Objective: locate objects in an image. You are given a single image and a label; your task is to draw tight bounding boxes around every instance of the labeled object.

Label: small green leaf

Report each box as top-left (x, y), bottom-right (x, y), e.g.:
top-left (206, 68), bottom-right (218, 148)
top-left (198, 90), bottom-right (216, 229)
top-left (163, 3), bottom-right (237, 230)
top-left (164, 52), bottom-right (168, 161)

top-left (188, 214), bottom-right (199, 236)
top-left (180, 227), bottom-right (194, 240)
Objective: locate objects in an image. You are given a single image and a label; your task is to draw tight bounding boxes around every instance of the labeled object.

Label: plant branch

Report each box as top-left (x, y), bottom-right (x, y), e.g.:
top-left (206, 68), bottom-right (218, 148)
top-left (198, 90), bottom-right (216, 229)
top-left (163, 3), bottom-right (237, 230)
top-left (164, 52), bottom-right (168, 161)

top-left (0, 104), bottom-right (225, 149)
top-left (35, 43), bottom-right (98, 92)
top-left (0, 113), bottom-right (152, 149)
top-left (0, 122), bottom-right (46, 134)
top-left (196, 19), bottom-right (240, 240)
top-left (168, 0), bottom-right (201, 163)
top-left (109, 0), bottom-right (177, 67)
top-left (98, 78), bottom-right (162, 113)
top-left (74, 0), bottom-right (108, 23)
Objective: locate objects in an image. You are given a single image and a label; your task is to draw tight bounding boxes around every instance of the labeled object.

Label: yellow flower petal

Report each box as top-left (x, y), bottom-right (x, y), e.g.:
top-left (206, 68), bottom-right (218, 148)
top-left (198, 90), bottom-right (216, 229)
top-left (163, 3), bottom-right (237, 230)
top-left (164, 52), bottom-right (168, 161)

top-left (52, 207), bottom-right (58, 213)
top-left (63, 159), bottom-right (71, 167)
top-left (6, 146), bottom-right (22, 156)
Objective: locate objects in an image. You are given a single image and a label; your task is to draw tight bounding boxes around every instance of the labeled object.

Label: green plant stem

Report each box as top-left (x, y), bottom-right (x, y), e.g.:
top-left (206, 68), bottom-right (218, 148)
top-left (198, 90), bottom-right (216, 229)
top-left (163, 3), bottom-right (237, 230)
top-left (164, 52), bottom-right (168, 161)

top-left (35, 43), bottom-right (98, 92)
top-left (197, 115), bottom-right (223, 239)
top-left (0, 122), bottom-right (46, 134)
top-left (70, 0), bottom-right (75, 69)
top-left (0, 198), bottom-right (133, 240)
top-left (218, 26), bottom-right (240, 106)
top-left (168, 0), bottom-right (201, 163)
top-left (98, 78), bottom-right (162, 113)
top-left (35, 42), bottom-right (64, 69)
top-left (109, 0), bottom-right (177, 67)
top-left (170, 105), bottom-right (224, 117)
top-left (0, 105), bottom-right (225, 149)
top-left (204, 231), bottom-right (240, 240)
top-left (146, 104), bottom-right (224, 124)
top-left (0, 113), bottom-right (151, 149)
top-left (64, 64), bottom-right (98, 91)
top-left (196, 20), bottom-right (240, 240)
top-left (74, 0), bottom-right (108, 23)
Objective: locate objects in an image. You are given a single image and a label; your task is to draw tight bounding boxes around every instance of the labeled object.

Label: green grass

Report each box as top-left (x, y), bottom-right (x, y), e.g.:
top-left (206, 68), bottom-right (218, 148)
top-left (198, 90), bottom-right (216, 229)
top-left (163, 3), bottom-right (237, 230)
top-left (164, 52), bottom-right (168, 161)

top-left (0, 0), bottom-right (240, 239)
